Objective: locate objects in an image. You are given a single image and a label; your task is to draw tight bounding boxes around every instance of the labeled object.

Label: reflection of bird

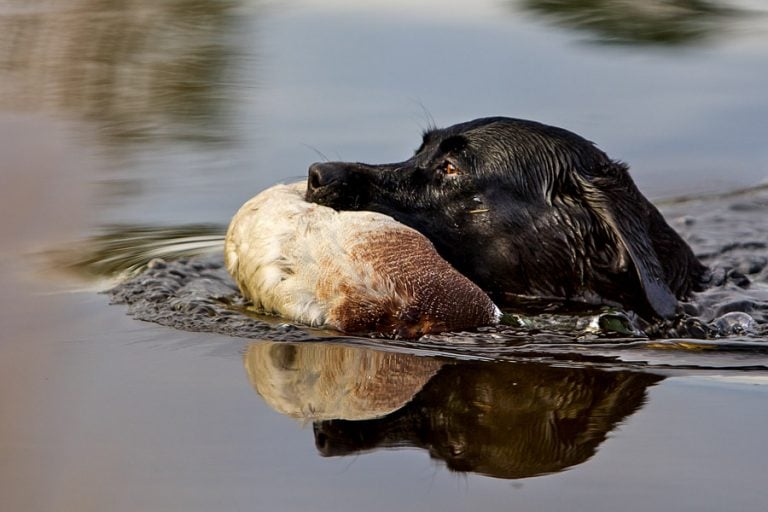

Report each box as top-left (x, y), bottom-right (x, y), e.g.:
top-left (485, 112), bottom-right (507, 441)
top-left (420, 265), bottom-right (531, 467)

top-left (243, 341), bottom-right (443, 421)
top-left (226, 183), bottom-right (500, 338)
top-left (314, 360), bottom-right (664, 479)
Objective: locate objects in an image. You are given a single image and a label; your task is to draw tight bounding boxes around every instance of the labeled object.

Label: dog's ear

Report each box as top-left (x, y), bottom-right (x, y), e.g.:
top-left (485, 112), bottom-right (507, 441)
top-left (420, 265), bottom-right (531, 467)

top-left (575, 162), bottom-right (678, 319)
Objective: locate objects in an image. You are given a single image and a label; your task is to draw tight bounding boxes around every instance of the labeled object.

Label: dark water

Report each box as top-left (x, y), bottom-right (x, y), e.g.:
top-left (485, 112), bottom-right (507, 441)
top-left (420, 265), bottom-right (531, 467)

top-left (2, 1), bottom-right (768, 511)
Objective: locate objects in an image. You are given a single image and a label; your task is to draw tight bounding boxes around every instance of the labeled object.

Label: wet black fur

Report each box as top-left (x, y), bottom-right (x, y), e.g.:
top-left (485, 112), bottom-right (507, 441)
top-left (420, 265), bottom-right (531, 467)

top-left (306, 117), bottom-right (708, 320)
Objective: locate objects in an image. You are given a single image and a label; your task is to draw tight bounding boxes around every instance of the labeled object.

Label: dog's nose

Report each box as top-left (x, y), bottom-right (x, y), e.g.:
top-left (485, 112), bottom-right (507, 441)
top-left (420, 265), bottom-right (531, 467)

top-left (307, 162), bottom-right (347, 193)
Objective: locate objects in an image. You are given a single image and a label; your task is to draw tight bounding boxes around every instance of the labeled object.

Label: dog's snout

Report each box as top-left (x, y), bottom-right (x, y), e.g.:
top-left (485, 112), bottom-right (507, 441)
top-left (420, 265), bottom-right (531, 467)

top-left (308, 162), bottom-right (346, 192)
top-left (306, 161), bottom-right (376, 208)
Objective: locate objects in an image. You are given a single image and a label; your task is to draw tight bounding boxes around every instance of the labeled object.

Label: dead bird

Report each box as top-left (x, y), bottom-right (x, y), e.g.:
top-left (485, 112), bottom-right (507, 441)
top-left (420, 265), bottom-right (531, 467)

top-left (224, 182), bottom-right (500, 338)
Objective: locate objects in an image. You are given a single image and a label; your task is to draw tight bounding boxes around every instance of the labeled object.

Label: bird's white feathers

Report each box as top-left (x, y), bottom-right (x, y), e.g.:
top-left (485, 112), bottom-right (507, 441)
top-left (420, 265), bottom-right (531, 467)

top-left (225, 182), bottom-right (500, 335)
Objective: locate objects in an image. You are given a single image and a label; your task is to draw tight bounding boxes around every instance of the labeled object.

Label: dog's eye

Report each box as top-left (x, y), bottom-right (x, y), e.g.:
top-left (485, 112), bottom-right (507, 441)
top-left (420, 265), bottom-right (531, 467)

top-left (442, 161), bottom-right (461, 175)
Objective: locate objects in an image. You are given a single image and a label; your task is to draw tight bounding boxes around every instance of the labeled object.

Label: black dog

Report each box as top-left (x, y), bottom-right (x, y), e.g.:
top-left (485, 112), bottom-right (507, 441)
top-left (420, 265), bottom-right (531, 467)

top-left (305, 117), bottom-right (707, 320)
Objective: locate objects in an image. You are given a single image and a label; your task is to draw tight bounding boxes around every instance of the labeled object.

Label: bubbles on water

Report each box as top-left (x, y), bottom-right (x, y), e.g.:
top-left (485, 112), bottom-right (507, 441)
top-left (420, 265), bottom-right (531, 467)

top-left (712, 311), bottom-right (757, 336)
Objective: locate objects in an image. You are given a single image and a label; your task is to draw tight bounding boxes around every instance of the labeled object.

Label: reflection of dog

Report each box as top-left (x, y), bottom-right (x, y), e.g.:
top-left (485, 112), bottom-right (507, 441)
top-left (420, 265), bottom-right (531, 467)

top-left (225, 182), bottom-right (500, 337)
top-left (307, 117), bottom-right (708, 320)
top-left (315, 361), bottom-right (663, 479)
top-left (243, 340), bottom-right (663, 479)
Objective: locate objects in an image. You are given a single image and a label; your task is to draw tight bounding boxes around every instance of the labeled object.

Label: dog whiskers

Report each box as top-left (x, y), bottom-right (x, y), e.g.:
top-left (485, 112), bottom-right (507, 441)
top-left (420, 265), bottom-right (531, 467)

top-left (302, 144), bottom-right (331, 162)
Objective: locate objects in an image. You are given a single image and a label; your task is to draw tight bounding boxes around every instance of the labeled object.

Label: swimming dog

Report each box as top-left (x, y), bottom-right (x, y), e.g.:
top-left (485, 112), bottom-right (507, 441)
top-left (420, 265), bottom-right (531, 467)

top-left (306, 117), bottom-right (708, 321)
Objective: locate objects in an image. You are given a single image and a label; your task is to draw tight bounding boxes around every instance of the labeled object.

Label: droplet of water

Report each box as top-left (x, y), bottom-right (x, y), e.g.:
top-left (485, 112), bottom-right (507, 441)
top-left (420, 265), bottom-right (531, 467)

top-left (712, 311), bottom-right (757, 336)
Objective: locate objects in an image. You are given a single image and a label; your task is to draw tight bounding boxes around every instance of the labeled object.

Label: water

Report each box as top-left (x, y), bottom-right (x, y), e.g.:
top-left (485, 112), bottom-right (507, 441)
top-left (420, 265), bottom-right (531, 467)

top-left (2, 1), bottom-right (768, 511)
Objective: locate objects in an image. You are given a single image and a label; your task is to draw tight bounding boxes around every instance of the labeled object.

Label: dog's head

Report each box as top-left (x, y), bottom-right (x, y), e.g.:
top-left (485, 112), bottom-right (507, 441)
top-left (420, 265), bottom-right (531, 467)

top-left (306, 117), bottom-right (707, 319)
